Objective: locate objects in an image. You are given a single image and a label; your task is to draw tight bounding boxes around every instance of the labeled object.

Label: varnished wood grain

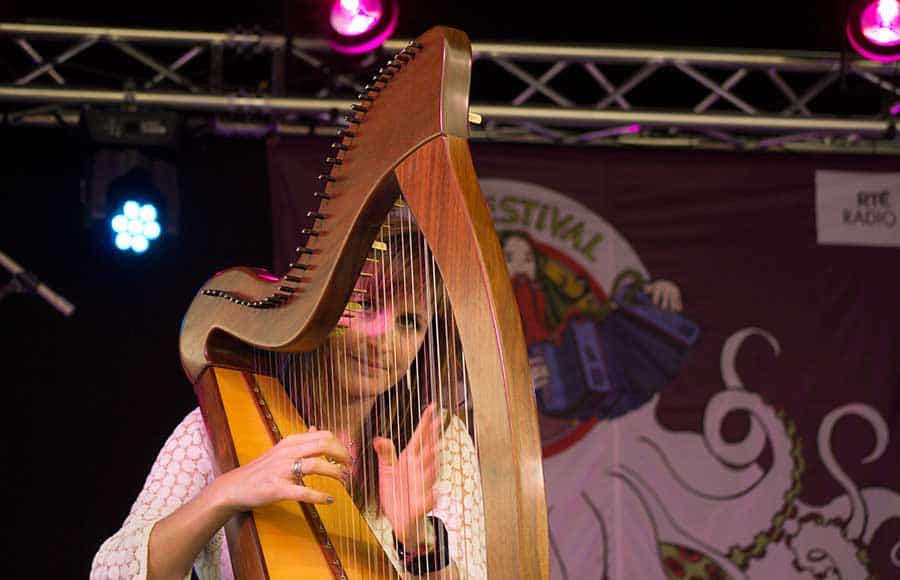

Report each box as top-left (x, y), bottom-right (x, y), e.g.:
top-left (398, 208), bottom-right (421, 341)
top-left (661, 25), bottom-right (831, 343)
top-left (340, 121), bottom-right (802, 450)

top-left (395, 136), bottom-right (549, 580)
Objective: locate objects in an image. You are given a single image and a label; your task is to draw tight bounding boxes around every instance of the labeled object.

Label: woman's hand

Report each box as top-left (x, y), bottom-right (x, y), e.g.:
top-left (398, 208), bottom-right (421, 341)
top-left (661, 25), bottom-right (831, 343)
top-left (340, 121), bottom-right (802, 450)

top-left (644, 279), bottom-right (683, 312)
top-left (529, 353), bottom-right (551, 390)
top-left (210, 429), bottom-right (351, 514)
top-left (373, 404), bottom-right (441, 546)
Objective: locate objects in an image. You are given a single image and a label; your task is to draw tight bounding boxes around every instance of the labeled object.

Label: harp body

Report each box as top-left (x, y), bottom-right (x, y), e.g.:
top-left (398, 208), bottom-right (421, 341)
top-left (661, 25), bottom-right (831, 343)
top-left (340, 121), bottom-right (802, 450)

top-left (179, 27), bottom-right (548, 579)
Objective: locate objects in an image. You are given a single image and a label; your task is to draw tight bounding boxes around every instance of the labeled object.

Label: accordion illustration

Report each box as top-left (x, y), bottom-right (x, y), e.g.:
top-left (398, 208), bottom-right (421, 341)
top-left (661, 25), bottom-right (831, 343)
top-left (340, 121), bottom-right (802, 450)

top-left (533, 284), bottom-right (700, 420)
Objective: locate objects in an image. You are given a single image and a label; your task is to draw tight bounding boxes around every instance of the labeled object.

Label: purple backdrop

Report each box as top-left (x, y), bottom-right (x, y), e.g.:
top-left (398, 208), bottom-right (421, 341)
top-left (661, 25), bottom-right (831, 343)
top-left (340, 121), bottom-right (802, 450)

top-left (269, 135), bottom-right (900, 579)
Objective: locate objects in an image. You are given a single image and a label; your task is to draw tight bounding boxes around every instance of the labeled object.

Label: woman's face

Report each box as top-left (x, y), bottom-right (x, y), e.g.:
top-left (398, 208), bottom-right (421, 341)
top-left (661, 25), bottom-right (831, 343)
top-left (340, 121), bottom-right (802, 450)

top-left (504, 235), bottom-right (537, 280)
top-left (327, 283), bottom-right (433, 398)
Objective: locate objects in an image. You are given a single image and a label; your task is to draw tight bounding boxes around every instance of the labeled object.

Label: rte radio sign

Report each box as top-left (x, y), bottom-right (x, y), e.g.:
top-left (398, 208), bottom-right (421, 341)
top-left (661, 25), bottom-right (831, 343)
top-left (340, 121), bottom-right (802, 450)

top-left (815, 170), bottom-right (900, 248)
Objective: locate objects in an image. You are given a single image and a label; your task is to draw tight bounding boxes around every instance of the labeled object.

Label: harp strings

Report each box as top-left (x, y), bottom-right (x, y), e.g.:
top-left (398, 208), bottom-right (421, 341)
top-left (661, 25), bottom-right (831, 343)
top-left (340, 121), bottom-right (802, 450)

top-left (269, 204), bottom-right (475, 577)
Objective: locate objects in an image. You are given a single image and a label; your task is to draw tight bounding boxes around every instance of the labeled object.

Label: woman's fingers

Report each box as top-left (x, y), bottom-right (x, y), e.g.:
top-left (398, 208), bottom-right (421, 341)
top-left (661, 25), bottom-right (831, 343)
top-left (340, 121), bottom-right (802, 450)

top-left (282, 483), bottom-right (335, 505)
top-left (409, 404), bottom-right (440, 455)
top-left (292, 456), bottom-right (347, 483)
top-left (277, 433), bottom-right (352, 466)
top-left (373, 436), bottom-right (399, 467)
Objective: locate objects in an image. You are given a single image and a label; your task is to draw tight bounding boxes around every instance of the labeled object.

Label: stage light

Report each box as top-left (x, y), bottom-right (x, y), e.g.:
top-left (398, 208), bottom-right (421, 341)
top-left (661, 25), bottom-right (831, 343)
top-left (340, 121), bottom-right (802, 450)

top-left (109, 199), bottom-right (163, 254)
top-left (81, 109), bottom-right (181, 254)
top-left (327, 0), bottom-right (398, 54)
top-left (847, 0), bottom-right (900, 62)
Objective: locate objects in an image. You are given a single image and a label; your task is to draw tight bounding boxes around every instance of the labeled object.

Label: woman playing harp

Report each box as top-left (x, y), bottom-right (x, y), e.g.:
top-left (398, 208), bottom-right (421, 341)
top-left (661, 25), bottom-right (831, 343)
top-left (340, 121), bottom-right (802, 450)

top-left (91, 212), bottom-right (485, 579)
top-left (93, 25), bottom-right (546, 580)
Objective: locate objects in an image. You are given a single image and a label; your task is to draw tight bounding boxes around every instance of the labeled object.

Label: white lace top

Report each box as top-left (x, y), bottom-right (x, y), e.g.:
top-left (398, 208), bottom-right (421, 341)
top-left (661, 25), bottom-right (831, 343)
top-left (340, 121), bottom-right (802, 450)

top-left (90, 408), bottom-right (486, 580)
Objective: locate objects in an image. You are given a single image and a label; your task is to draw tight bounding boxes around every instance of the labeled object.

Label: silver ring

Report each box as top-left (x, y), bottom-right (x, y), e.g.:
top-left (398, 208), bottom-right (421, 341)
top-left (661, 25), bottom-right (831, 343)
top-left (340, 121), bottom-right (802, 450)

top-left (291, 459), bottom-right (305, 485)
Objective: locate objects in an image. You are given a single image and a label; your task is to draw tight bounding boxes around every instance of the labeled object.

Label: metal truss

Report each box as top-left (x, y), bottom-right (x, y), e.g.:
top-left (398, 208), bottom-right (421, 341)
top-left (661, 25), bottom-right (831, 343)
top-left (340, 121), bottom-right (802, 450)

top-left (1, 22), bottom-right (899, 154)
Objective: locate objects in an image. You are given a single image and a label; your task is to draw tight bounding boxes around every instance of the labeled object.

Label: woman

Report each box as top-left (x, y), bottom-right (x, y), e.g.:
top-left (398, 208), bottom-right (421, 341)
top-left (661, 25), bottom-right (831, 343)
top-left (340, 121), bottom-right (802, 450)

top-left (91, 218), bottom-right (486, 579)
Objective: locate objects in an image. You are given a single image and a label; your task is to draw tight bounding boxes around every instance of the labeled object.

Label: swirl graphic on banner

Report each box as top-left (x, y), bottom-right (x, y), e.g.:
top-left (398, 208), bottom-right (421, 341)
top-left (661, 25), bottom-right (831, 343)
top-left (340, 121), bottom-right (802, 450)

top-left (481, 178), bottom-right (900, 580)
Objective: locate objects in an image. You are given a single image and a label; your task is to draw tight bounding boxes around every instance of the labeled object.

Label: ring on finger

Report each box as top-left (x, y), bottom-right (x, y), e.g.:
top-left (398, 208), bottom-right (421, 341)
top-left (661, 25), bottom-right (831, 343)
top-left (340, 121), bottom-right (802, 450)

top-left (291, 458), bottom-right (305, 485)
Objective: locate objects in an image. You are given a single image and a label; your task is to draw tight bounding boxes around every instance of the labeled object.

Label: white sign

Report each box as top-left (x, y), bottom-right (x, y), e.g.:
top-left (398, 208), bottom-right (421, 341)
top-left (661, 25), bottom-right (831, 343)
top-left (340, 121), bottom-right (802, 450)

top-left (815, 170), bottom-right (900, 248)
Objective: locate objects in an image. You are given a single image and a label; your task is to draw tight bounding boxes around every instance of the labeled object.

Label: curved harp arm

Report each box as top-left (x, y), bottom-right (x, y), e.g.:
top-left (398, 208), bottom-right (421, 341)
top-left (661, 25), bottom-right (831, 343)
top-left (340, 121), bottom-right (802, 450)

top-left (179, 26), bottom-right (549, 580)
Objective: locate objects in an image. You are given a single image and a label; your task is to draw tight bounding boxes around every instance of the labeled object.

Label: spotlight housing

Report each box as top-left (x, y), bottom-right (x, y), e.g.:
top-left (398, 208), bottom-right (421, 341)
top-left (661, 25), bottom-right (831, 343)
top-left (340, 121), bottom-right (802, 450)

top-left (847, 0), bottom-right (900, 62)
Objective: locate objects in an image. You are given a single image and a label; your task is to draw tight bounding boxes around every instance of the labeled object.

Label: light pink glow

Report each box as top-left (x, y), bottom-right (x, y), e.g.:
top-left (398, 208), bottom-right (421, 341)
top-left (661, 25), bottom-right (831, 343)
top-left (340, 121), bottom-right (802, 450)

top-left (328, 0), bottom-right (397, 54)
top-left (330, 0), bottom-right (381, 36)
top-left (890, 101), bottom-right (900, 115)
top-left (862, 0), bottom-right (900, 46)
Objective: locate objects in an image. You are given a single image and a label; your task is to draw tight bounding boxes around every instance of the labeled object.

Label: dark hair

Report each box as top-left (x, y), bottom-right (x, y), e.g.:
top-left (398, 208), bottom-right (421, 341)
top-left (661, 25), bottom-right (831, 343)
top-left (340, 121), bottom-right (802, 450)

top-left (286, 211), bottom-right (463, 510)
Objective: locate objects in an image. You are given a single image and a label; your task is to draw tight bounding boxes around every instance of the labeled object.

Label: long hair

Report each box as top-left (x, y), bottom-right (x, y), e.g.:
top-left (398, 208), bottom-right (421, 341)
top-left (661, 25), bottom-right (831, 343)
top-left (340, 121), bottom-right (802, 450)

top-left (353, 213), bottom-right (462, 508)
top-left (284, 209), bottom-right (464, 510)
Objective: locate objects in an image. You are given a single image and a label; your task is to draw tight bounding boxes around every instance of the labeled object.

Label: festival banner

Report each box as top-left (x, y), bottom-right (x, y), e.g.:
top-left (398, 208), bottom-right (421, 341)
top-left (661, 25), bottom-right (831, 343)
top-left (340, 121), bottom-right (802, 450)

top-left (269, 137), bottom-right (900, 579)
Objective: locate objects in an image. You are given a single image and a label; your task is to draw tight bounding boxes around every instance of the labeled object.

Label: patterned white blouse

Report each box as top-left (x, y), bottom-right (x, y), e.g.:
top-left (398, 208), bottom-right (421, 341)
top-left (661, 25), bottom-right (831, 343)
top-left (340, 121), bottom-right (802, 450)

top-left (90, 408), bottom-right (486, 579)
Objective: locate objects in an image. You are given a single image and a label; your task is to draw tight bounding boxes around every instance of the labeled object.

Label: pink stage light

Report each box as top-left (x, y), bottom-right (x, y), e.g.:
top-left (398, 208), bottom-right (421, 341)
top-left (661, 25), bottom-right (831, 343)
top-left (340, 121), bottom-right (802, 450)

top-left (861, 0), bottom-right (900, 45)
top-left (848, 0), bottom-right (900, 61)
top-left (330, 0), bottom-right (380, 36)
top-left (327, 0), bottom-right (398, 55)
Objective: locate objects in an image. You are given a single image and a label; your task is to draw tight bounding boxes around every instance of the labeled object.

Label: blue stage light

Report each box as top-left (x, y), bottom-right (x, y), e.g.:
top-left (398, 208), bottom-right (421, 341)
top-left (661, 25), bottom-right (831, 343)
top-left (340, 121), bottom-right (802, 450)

top-left (110, 200), bottom-right (162, 253)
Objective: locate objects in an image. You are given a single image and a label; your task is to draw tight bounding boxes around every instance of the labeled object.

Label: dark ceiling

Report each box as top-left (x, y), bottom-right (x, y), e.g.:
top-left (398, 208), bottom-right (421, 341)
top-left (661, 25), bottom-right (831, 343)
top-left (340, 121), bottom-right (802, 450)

top-left (5, 1), bottom-right (853, 53)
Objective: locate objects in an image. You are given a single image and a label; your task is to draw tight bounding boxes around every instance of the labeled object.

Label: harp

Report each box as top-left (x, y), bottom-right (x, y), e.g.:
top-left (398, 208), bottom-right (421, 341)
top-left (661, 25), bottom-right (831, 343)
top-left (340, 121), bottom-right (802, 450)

top-left (179, 26), bottom-right (548, 579)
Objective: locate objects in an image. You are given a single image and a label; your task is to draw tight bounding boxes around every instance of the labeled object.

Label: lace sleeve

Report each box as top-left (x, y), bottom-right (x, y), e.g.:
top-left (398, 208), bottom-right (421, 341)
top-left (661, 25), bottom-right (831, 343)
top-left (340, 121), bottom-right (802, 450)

top-left (90, 408), bottom-right (227, 580)
top-left (432, 415), bottom-right (487, 579)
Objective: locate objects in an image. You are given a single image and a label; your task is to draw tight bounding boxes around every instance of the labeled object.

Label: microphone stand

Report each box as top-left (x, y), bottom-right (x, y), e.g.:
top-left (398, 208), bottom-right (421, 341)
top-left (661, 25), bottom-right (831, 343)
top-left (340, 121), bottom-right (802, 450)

top-left (0, 249), bottom-right (75, 317)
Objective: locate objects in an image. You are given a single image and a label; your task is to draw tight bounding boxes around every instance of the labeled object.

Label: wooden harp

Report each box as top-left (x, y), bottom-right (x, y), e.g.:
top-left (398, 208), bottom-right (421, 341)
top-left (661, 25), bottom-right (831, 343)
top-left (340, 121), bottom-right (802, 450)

top-left (179, 26), bottom-right (548, 579)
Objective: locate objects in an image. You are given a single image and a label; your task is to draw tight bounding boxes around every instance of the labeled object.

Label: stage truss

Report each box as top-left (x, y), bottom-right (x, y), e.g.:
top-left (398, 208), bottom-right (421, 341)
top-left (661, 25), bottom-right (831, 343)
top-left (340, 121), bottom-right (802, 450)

top-left (1, 22), bottom-right (899, 154)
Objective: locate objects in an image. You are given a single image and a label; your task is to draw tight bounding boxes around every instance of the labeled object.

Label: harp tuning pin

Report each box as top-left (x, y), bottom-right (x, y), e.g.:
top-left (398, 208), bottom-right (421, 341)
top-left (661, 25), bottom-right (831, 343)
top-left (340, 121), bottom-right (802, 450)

top-left (331, 142), bottom-right (349, 151)
top-left (363, 84), bottom-right (381, 92)
top-left (314, 191), bottom-right (332, 199)
top-left (338, 129), bottom-right (355, 138)
top-left (343, 114), bottom-right (361, 125)
top-left (350, 104), bottom-right (369, 113)
top-left (378, 67), bottom-right (395, 77)
top-left (284, 275), bottom-right (302, 282)
top-left (301, 228), bottom-right (320, 236)
top-left (357, 93), bottom-right (374, 102)
top-left (325, 157), bottom-right (342, 165)
top-left (279, 286), bottom-right (298, 293)
top-left (307, 211), bottom-right (326, 220)
top-left (317, 174), bottom-right (336, 183)
top-left (296, 246), bottom-right (314, 255)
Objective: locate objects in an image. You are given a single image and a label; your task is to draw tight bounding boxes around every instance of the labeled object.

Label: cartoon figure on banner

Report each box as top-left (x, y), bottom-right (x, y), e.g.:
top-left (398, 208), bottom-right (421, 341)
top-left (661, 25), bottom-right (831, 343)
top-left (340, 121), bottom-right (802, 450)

top-left (488, 179), bottom-right (900, 580)
top-left (502, 230), bottom-right (700, 424)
